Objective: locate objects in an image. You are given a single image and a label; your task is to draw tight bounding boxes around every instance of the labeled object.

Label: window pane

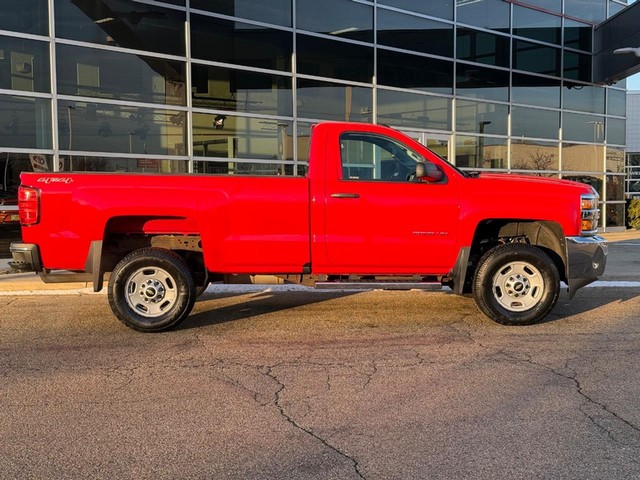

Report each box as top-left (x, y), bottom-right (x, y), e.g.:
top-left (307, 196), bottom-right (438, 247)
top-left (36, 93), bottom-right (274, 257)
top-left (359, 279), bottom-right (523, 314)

top-left (563, 84), bottom-right (604, 114)
top-left (296, 79), bottom-right (372, 121)
top-left (512, 73), bottom-right (560, 108)
top-left (609, 1), bottom-right (626, 17)
top-left (377, 89), bottom-right (451, 131)
top-left (456, 0), bottom-right (509, 32)
top-left (340, 132), bottom-right (426, 182)
top-left (298, 0), bottom-right (372, 43)
top-left (57, 44), bottom-right (186, 106)
top-left (607, 89), bottom-right (626, 117)
top-left (564, 19), bottom-right (592, 52)
top-left (191, 0), bottom-right (291, 27)
top-left (377, 49), bottom-right (453, 94)
top-left (511, 106), bottom-right (559, 140)
top-left (455, 136), bottom-right (507, 169)
top-left (378, 1), bottom-right (453, 20)
top-left (63, 156), bottom-right (188, 174)
top-left (0, 95), bottom-right (51, 149)
top-left (564, 51), bottom-right (591, 82)
top-left (562, 144), bottom-right (604, 173)
top-left (0, 36), bottom-right (50, 93)
top-left (563, 113), bottom-right (604, 143)
top-left (192, 115), bottom-right (293, 174)
top-left (0, 0), bottom-right (48, 36)
top-left (55, 0), bottom-right (185, 56)
top-left (58, 100), bottom-right (185, 155)
top-left (513, 40), bottom-right (561, 77)
top-left (192, 65), bottom-right (292, 116)
top-left (607, 117), bottom-right (625, 145)
top-left (378, 10), bottom-right (452, 57)
top-left (511, 139), bottom-right (559, 172)
top-left (192, 15), bottom-right (292, 72)
top-left (607, 147), bottom-right (625, 174)
top-left (513, 6), bottom-right (561, 45)
top-left (565, 0), bottom-right (607, 23)
top-left (606, 202), bottom-right (625, 227)
top-left (456, 28), bottom-right (510, 68)
top-left (296, 34), bottom-right (373, 83)
top-left (514, 0), bottom-right (561, 13)
top-left (456, 100), bottom-right (508, 135)
top-left (456, 64), bottom-right (509, 101)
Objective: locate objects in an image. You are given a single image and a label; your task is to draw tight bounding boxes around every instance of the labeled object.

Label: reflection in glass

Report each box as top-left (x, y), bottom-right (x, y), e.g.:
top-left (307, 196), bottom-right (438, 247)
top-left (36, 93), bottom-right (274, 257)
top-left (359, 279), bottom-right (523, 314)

top-left (606, 202), bottom-right (625, 227)
top-left (192, 65), bottom-right (292, 116)
top-left (456, 29), bottom-right (510, 68)
top-left (456, 0), bottom-right (509, 32)
top-left (377, 89), bottom-right (451, 131)
top-left (377, 49), bottom-right (453, 94)
top-left (456, 64), bottom-right (509, 101)
top-left (565, 0), bottom-right (607, 23)
top-left (192, 114), bottom-right (295, 175)
top-left (456, 100), bottom-right (508, 135)
top-left (62, 156), bottom-right (189, 173)
top-left (296, 79), bottom-right (372, 121)
top-left (297, 0), bottom-right (372, 43)
top-left (296, 122), bottom-right (313, 168)
top-left (563, 113), bottom-right (605, 143)
top-left (455, 136), bottom-right (507, 170)
top-left (191, 0), bottom-right (292, 27)
top-left (58, 100), bottom-right (186, 155)
top-left (0, 36), bottom-right (50, 93)
top-left (297, 34), bottom-right (373, 83)
top-left (55, 0), bottom-right (185, 56)
top-left (514, 0), bottom-right (561, 13)
top-left (512, 73), bottom-right (560, 108)
top-left (511, 107), bottom-right (559, 140)
top-left (378, 10), bottom-right (453, 58)
top-left (0, 0), bottom-right (48, 36)
top-left (607, 147), bottom-right (625, 174)
top-left (511, 139), bottom-right (559, 173)
top-left (607, 118), bottom-right (625, 145)
top-left (57, 44), bottom-right (186, 106)
top-left (607, 89), bottom-right (626, 117)
top-left (562, 144), bottom-right (604, 173)
top-left (564, 51), bottom-right (591, 82)
top-left (564, 19), bottom-right (592, 52)
top-left (608, 1), bottom-right (626, 17)
top-left (513, 6), bottom-right (561, 45)
top-left (378, 0), bottom-right (453, 20)
top-left (563, 84), bottom-right (604, 114)
top-left (192, 15), bottom-right (292, 72)
top-left (513, 40), bottom-right (561, 77)
top-left (0, 95), bottom-right (51, 149)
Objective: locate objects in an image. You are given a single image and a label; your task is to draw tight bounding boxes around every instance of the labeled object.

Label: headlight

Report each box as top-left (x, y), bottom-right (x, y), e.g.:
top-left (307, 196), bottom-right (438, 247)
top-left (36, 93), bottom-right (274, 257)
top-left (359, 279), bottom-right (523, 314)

top-left (580, 193), bottom-right (599, 235)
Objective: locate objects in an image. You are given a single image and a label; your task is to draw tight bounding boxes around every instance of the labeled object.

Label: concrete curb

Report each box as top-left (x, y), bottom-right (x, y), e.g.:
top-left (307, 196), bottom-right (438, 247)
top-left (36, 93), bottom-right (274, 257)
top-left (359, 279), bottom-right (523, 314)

top-left (1, 230), bottom-right (639, 294)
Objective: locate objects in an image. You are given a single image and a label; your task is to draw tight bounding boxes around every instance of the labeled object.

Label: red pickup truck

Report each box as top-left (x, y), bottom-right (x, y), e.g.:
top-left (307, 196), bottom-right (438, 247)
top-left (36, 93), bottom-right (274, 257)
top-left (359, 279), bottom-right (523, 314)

top-left (10, 122), bottom-right (606, 332)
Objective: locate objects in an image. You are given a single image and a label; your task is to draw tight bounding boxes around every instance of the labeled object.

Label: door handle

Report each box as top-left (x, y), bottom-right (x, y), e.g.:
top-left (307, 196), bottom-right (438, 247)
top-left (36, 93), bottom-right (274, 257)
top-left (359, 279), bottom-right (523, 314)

top-left (330, 193), bottom-right (360, 199)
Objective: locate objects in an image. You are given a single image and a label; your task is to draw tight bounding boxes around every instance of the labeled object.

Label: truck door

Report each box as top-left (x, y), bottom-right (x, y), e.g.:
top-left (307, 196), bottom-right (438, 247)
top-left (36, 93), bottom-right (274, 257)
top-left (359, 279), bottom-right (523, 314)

top-left (322, 131), bottom-right (460, 274)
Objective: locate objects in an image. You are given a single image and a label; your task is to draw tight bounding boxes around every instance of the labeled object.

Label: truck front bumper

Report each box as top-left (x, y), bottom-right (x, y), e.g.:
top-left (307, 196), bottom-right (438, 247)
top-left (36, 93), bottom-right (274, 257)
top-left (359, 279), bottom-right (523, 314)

top-left (566, 235), bottom-right (607, 297)
top-left (9, 243), bottom-right (43, 272)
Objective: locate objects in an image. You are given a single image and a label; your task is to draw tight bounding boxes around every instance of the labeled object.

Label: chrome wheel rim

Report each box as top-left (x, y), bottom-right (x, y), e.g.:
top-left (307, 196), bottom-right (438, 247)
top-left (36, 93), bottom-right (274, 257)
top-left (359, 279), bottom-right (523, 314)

top-left (125, 267), bottom-right (178, 317)
top-left (491, 261), bottom-right (544, 312)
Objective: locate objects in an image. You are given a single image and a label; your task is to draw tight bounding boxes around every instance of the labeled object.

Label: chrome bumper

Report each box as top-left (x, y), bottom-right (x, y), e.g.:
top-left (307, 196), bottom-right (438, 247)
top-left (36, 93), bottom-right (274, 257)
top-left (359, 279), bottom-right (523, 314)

top-left (566, 235), bottom-right (607, 297)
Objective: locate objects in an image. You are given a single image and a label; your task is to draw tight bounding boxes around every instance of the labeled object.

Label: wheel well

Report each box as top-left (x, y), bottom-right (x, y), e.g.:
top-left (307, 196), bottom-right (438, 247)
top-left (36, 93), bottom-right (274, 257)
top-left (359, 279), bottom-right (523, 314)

top-left (467, 220), bottom-right (567, 288)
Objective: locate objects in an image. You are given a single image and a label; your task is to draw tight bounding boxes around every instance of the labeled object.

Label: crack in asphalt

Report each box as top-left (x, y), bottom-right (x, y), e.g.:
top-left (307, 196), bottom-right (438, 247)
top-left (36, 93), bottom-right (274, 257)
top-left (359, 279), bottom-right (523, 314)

top-left (452, 323), bottom-right (640, 447)
top-left (263, 364), bottom-right (367, 480)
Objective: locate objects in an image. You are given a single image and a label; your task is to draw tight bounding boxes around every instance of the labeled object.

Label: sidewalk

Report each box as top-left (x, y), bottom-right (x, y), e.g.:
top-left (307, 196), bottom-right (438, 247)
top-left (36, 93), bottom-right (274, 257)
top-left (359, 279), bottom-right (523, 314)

top-left (1, 229), bottom-right (639, 294)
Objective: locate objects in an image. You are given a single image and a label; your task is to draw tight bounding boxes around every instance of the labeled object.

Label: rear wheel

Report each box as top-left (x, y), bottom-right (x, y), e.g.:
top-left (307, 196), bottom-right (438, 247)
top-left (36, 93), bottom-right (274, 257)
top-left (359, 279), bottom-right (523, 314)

top-left (473, 243), bottom-right (560, 325)
top-left (108, 248), bottom-right (196, 332)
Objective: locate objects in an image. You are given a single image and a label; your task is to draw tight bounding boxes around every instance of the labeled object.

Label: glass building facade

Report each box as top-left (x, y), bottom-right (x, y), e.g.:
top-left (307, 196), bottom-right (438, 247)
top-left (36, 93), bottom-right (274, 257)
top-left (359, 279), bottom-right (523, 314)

top-left (0, 0), bottom-right (630, 229)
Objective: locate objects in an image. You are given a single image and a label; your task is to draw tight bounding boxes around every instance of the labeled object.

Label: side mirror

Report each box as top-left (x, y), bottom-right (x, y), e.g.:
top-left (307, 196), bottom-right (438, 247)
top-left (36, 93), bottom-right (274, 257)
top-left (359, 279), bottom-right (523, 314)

top-left (415, 162), bottom-right (444, 183)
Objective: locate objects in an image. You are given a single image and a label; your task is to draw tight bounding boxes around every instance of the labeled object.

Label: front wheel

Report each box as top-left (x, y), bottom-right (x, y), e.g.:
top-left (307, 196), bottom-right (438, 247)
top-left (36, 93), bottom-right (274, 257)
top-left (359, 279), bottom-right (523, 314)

top-left (472, 243), bottom-right (560, 326)
top-left (108, 248), bottom-right (196, 332)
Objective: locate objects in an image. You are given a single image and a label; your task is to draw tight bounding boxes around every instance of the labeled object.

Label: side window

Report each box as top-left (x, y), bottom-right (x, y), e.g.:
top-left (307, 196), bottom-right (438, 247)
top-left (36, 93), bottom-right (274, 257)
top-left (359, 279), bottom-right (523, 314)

top-left (340, 132), bottom-right (426, 182)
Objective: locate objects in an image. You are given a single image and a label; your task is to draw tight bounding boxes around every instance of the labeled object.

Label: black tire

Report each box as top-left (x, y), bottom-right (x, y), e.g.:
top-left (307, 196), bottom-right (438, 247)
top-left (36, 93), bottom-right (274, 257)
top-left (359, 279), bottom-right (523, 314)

top-left (472, 243), bottom-right (560, 326)
top-left (108, 248), bottom-right (196, 332)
